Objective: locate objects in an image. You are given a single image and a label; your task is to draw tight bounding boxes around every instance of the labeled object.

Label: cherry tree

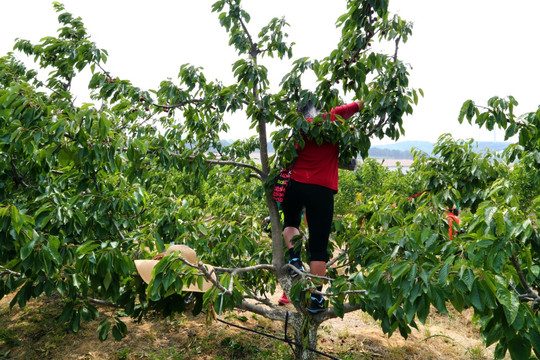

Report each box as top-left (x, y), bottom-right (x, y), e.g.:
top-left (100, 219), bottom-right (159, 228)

top-left (0, 1), bottom-right (420, 359)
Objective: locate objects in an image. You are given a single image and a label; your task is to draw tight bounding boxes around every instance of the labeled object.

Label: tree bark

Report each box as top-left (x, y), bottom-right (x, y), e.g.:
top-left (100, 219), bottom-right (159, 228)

top-left (291, 314), bottom-right (321, 360)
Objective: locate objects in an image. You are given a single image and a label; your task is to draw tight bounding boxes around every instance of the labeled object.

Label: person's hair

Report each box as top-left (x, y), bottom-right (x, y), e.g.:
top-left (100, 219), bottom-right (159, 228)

top-left (297, 101), bottom-right (321, 119)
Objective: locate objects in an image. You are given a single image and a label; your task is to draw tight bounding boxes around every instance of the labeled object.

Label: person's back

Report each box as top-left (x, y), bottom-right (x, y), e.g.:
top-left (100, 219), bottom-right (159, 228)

top-left (446, 208), bottom-right (460, 240)
top-left (291, 101), bottom-right (362, 192)
top-left (283, 99), bottom-right (364, 313)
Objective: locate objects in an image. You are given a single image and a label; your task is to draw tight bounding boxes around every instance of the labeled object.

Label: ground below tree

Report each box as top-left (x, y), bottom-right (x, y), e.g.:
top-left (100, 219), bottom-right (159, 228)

top-left (0, 290), bottom-right (510, 360)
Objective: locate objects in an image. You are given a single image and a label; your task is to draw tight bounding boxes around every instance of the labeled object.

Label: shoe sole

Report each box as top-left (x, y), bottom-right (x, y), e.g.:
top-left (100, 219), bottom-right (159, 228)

top-left (307, 308), bottom-right (326, 314)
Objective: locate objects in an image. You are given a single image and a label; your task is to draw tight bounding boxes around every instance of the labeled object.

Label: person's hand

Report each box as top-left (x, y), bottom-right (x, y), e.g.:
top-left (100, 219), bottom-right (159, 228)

top-left (355, 99), bottom-right (365, 110)
top-left (152, 253), bottom-right (165, 260)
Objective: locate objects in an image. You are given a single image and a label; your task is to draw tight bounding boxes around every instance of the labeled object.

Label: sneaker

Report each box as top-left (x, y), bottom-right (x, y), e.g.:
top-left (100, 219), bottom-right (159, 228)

top-left (278, 293), bottom-right (290, 305)
top-left (184, 293), bottom-right (195, 304)
top-left (307, 296), bottom-right (326, 314)
top-left (288, 258), bottom-right (304, 278)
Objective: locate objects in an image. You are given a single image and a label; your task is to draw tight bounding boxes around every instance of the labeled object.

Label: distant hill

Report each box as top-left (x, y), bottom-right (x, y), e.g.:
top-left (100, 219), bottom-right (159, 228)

top-left (370, 141), bottom-right (432, 159)
top-left (474, 142), bottom-right (511, 152)
top-left (369, 140), bottom-right (511, 158)
top-left (219, 139), bottom-right (511, 159)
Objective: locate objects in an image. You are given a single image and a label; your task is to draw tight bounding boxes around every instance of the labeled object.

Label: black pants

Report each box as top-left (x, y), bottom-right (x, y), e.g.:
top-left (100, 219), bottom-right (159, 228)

top-left (282, 180), bottom-right (334, 262)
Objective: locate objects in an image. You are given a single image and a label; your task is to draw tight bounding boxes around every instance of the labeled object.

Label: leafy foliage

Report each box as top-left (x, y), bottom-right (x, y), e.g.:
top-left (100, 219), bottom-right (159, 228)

top-left (330, 134), bottom-right (539, 360)
top-left (3, 1), bottom-right (540, 360)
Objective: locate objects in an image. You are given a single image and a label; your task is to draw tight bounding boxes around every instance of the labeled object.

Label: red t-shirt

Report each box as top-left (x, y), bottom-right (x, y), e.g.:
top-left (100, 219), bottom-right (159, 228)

top-left (291, 102), bottom-right (360, 192)
top-left (446, 211), bottom-right (460, 240)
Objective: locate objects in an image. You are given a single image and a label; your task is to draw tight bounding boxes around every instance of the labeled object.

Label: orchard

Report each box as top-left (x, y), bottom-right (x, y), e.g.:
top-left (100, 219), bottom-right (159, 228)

top-left (1, 1), bottom-right (539, 359)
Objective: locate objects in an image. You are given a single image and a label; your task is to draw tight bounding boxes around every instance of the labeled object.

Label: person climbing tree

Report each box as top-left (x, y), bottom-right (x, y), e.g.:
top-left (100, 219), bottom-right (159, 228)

top-left (282, 99), bottom-right (364, 313)
top-left (445, 205), bottom-right (461, 240)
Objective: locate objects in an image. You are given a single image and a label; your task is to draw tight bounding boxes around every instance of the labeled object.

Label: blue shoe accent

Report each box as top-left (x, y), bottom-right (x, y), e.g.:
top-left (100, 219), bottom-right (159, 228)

top-left (307, 296), bottom-right (326, 314)
top-left (288, 258), bottom-right (304, 277)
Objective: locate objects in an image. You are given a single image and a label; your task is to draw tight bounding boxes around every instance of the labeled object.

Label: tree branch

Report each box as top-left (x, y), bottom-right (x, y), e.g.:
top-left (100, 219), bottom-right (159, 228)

top-left (173, 256), bottom-right (275, 295)
top-left (154, 99), bottom-right (205, 109)
top-left (215, 263), bottom-right (275, 274)
top-left (365, 113), bottom-right (388, 137)
top-left (319, 303), bottom-right (364, 321)
top-left (327, 248), bottom-right (347, 268)
top-left (168, 152), bottom-right (265, 178)
top-left (0, 266), bottom-right (21, 277)
top-left (234, 5), bottom-right (258, 59)
top-left (77, 294), bottom-right (120, 308)
top-left (393, 35), bottom-right (402, 63)
top-left (202, 157), bottom-right (265, 178)
top-left (237, 300), bottom-right (289, 322)
top-left (510, 256), bottom-right (540, 308)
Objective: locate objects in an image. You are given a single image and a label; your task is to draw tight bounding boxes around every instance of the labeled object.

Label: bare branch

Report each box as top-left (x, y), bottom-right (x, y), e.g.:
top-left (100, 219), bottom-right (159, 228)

top-left (168, 152), bottom-right (265, 178)
top-left (202, 157), bottom-right (265, 178)
top-left (241, 290), bottom-right (275, 308)
top-left (112, 220), bottom-right (125, 241)
top-left (0, 266), bottom-right (21, 277)
top-left (237, 300), bottom-right (289, 322)
top-left (510, 256), bottom-right (540, 307)
top-left (319, 289), bottom-right (367, 297)
top-left (365, 113), bottom-right (388, 137)
top-left (269, 97), bottom-right (292, 107)
top-left (283, 263), bottom-right (334, 282)
top-left (217, 263), bottom-right (275, 274)
top-left (173, 256), bottom-right (275, 295)
top-left (327, 248), bottom-right (347, 268)
top-left (235, 8), bottom-right (258, 59)
top-left (319, 303), bottom-right (363, 321)
top-left (393, 35), bottom-right (402, 63)
top-left (77, 294), bottom-right (120, 308)
top-left (510, 256), bottom-right (535, 294)
top-left (154, 99), bottom-right (204, 109)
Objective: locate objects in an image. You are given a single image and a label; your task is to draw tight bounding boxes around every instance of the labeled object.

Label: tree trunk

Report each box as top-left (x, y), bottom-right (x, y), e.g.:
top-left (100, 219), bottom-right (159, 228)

top-left (291, 313), bottom-right (321, 360)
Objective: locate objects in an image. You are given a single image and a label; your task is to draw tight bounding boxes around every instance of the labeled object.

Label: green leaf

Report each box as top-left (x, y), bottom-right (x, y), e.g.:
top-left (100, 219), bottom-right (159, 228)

top-left (70, 310), bottom-right (81, 333)
top-left (80, 304), bottom-right (98, 321)
top-left (76, 241), bottom-right (100, 256)
top-left (494, 340), bottom-right (507, 360)
top-left (58, 301), bottom-right (74, 322)
top-left (103, 271), bottom-right (112, 290)
top-left (484, 206), bottom-right (497, 225)
top-left (154, 232), bottom-right (165, 252)
top-left (431, 287), bottom-right (448, 314)
top-left (386, 297), bottom-right (403, 317)
top-left (20, 240), bottom-right (36, 260)
top-left (438, 263), bottom-right (450, 285)
top-left (470, 282), bottom-right (484, 312)
top-left (112, 317), bottom-right (127, 340)
top-left (331, 297), bottom-right (345, 318)
top-left (45, 242), bottom-right (63, 265)
top-left (496, 286), bottom-right (519, 325)
top-left (461, 268), bottom-right (475, 291)
top-left (112, 326), bottom-right (122, 341)
top-left (390, 262), bottom-right (408, 280)
top-left (485, 322), bottom-right (504, 347)
top-left (416, 296), bottom-right (429, 324)
top-left (162, 272), bottom-right (175, 292)
top-left (289, 282), bottom-right (303, 306)
top-left (197, 224), bottom-right (208, 236)
top-left (508, 337), bottom-right (530, 360)
top-left (98, 319), bottom-right (111, 341)
top-left (491, 251), bottom-right (506, 273)
top-left (530, 328), bottom-right (540, 357)
top-left (10, 205), bottom-right (23, 234)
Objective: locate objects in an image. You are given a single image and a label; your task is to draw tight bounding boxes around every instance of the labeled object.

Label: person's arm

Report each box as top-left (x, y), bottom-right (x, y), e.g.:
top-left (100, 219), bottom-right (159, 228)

top-left (328, 100), bottom-right (364, 121)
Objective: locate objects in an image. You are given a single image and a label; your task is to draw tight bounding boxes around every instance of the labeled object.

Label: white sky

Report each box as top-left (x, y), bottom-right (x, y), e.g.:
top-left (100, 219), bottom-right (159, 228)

top-left (1, 0), bottom-right (539, 145)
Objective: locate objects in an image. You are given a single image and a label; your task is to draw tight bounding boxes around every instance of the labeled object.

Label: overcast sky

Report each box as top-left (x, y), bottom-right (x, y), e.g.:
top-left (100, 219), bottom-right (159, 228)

top-left (1, 0), bottom-right (539, 144)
